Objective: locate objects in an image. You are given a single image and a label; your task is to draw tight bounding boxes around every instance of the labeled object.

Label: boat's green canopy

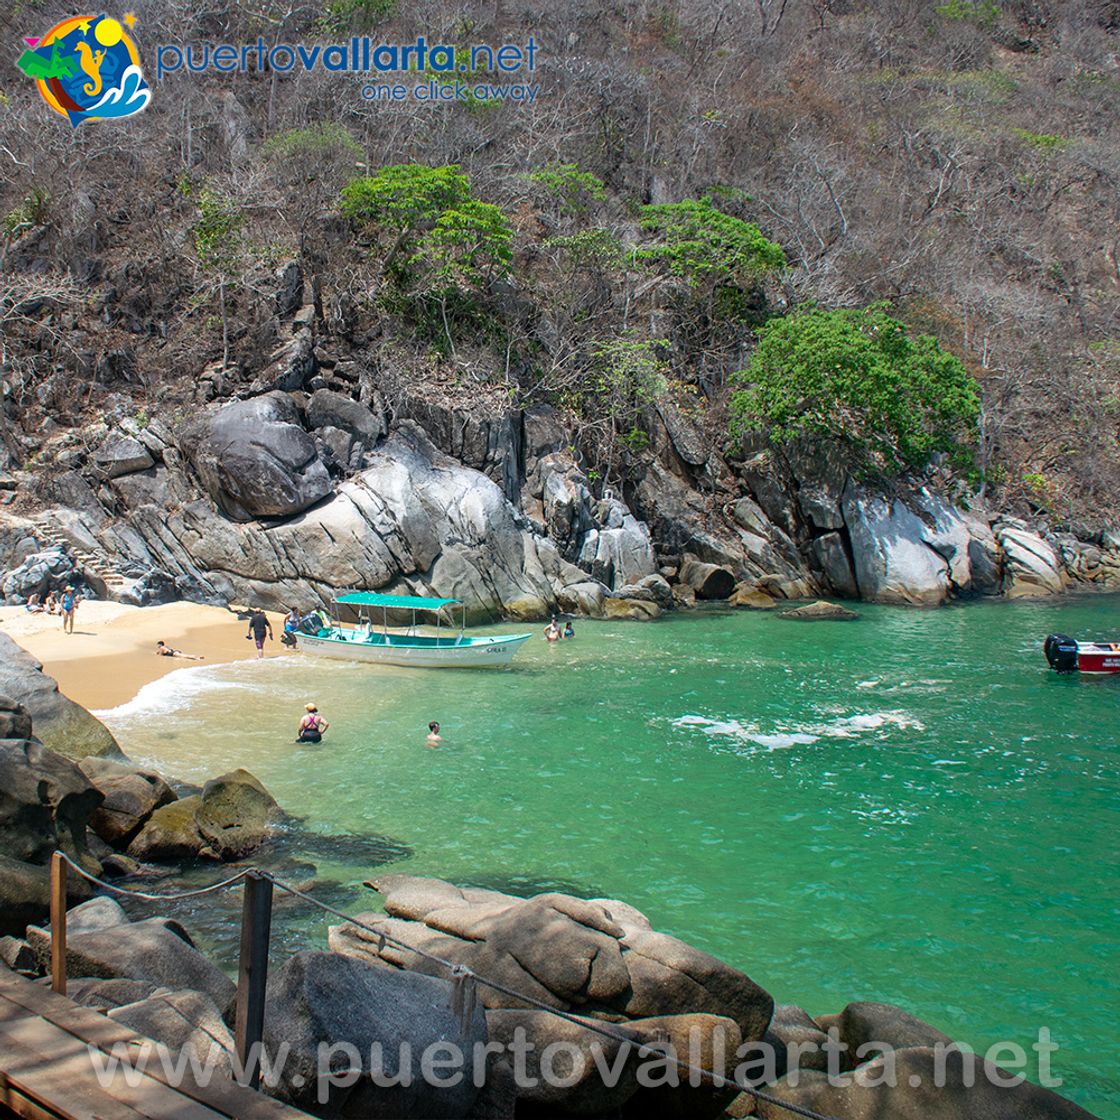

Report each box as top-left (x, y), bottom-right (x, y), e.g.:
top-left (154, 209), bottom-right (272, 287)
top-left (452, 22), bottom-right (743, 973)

top-left (336, 592), bottom-right (461, 611)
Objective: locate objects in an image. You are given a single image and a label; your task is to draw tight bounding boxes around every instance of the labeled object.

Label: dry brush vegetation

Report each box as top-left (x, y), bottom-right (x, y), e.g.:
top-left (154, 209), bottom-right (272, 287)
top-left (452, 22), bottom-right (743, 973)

top-left (1, 0), bottom-right (1118, 526)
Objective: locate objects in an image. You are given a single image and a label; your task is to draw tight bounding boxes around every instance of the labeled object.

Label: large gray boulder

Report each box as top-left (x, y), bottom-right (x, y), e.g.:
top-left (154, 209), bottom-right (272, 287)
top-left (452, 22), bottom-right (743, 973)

top-left (263, 949), bottom-right (487, 1118)
top-left (92, 434), bottom-right (155, 479)
top-left (307, 389), bottom-right (385, 448)
top-left (996, 525), bottom-right (1066, 598)
top-left (755, 1046), bottom-right (1099, 1119)
top-left (842, 490), bottom-right (953, 606)
top-left (0, 852), bottom-right (90, 937)
top-left (814, 1001), bottom-right (954, 1061)
top-left (127, 768), bottom-right (280, 862)
top-left (0, 738), bottom-right (104, 865)
top-left (330, 876), bottom-right (773, 1043)
top-left (1, 546), bottom-right (76, 601)
top-left (195, 767), bottom-right (281, 860)
top-left (485, 1008), bottom-right (642, 1115)
top-left (0, 634), bottom-right (122, 760)
top-left (109, 988), bottom-right (236, 1081)
top-left (126, 795), bottom-right (206, 862)
top-left (182, 391), bottom-right (332, 521)
top-left (79, 757), bottom-right (177, 847)
top-left (842, 487), bottom-right (1002, 605)
top-left (30, 916), bottom-right (236, 1016)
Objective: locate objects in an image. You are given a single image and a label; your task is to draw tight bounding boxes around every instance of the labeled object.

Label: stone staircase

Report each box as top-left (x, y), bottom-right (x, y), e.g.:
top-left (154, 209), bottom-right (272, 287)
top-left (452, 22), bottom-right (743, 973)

top-left (29, 514), bottom-right (129, 598)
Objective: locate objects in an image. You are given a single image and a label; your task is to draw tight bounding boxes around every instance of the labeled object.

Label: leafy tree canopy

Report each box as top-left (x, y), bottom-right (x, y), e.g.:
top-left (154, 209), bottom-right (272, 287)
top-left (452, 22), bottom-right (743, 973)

top-left (730, 304), bottom-right (981, 474)
top-left (340, 164), bottom-right (472, 236)
top-left (636, 197), bottom-right (786, 288)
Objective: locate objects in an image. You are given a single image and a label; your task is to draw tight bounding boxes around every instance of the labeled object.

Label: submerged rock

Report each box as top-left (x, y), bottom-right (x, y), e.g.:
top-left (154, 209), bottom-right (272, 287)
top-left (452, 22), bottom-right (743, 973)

top-left (778, 600), bottom-right (859, 621)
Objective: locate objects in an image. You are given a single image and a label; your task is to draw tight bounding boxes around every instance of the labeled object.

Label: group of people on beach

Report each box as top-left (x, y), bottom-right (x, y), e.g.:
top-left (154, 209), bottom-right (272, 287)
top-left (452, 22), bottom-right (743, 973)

top-left (25, 586), bottom-right (80, 633)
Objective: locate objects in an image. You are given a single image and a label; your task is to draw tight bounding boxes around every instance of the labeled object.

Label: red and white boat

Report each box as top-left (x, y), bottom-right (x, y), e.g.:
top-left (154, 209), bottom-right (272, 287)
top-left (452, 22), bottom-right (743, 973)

top-left (1044, 634), bottom-right (1120, 674)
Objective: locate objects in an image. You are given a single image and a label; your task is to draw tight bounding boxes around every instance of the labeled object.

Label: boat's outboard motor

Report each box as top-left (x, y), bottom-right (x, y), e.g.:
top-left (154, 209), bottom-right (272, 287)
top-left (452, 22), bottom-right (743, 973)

top-left (1044, 633), bottom-right (1078, 672)
top-left (299, 611), bottom-right (325, 635)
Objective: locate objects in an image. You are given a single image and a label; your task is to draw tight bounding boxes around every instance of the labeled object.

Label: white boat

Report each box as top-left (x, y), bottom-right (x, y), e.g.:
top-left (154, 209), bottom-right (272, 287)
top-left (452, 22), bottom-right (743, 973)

top-left (295, 592), bottom-right (531, 668)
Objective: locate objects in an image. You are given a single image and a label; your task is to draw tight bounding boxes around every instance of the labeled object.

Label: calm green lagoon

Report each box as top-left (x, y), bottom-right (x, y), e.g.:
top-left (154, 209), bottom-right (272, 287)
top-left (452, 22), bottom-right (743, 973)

top-left (100, 596), bottom-right (1120, 1116)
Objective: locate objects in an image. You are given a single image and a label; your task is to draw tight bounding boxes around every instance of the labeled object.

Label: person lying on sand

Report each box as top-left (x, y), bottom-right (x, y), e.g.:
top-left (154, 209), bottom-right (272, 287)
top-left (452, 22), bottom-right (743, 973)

top-left (155, 641), bottom-right (204, 661)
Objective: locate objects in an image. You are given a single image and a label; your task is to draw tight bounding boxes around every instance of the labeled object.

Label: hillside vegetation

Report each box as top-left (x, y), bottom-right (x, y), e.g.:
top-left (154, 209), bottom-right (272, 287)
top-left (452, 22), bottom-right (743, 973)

top-left (1, 0), bottom-right (1118, 527)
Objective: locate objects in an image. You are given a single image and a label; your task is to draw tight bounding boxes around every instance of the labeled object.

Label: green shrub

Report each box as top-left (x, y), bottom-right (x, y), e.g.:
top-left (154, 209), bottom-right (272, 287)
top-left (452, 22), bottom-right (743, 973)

top-left (730, 304), bottom-right (981, 474)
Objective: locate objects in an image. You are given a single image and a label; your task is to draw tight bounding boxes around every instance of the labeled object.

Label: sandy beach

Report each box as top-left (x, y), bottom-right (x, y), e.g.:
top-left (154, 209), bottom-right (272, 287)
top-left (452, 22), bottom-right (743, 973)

top-left (0, 601), bottom-right (286, 710)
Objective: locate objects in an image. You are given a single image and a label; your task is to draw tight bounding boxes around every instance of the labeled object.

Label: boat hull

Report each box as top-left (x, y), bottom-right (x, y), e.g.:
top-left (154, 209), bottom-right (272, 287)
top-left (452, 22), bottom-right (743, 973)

top-left (296, 629), bottom-right (531, 668)
top-left (1044, 633), bottom-right (1120, 674)
top-left (1075, 643), bottom-right (1120, 674)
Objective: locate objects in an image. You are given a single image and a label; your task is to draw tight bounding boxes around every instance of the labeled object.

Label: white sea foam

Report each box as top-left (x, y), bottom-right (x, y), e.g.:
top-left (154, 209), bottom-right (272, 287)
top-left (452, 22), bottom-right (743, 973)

top-left (92, 661), bottom-right (273, 721)
top-left (670, 709), bottom-right (924, 752)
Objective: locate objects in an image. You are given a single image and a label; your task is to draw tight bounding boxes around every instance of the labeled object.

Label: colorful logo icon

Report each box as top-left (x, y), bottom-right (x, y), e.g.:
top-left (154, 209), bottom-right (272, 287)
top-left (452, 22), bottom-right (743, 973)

top-left (17, 12), bottom-right (150, 128)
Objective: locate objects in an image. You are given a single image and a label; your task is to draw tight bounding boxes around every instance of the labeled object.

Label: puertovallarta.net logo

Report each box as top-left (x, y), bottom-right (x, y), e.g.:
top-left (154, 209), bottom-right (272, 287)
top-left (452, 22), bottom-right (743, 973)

top-left (16, 11), bottom-right (151, 127)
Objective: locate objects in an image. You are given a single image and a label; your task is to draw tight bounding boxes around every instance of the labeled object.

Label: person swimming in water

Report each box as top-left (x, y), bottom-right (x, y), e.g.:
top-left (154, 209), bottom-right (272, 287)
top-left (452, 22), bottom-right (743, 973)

top-left (298, 703), bottom-right (329, 743)
top-left (544, 618), bottom-right (560, 642)
top-left (426, 721), bottom-right (442, 747)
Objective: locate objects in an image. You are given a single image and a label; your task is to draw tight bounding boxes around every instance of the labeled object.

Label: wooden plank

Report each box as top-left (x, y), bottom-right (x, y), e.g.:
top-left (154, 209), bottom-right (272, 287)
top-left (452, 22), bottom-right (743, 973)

top-left (0, 970), bottom-right (312, 1120)
top-left (49, 855), bottom-right (66, 997)
top-left (0, 1018), bottom-right (160, 1120)
top-left (0, 1016), bottom-right (223, 1120)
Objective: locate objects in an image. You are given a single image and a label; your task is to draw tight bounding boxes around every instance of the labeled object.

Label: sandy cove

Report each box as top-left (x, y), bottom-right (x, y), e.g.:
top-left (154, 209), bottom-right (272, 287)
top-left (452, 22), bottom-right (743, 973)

top-left (0, 601), bottom-right (287, 710)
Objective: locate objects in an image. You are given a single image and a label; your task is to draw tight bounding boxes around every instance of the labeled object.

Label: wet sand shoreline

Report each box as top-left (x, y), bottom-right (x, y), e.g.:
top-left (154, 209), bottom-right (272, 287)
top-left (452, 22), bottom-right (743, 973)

top-left (0, 601), bottom-right (286, 709)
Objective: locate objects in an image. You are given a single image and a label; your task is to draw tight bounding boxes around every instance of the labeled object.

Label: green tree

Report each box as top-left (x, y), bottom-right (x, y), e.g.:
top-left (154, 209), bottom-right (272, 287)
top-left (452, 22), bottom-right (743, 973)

top-left (525, 163), bottom-right (607, 217)
top-left (407, 199), bottom-right (513, 355)
top-left (730, 305), bottom-right (981, 474)
top-left (341, 165), bottom-right (512, 352)
top-left (636, 197), bottom-right (786, 294)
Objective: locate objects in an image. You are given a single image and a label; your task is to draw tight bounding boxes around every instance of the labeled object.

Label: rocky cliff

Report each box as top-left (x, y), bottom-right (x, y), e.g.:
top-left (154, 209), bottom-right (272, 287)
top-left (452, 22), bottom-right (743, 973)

top-left (1, 265), bottom-right (1116, 618)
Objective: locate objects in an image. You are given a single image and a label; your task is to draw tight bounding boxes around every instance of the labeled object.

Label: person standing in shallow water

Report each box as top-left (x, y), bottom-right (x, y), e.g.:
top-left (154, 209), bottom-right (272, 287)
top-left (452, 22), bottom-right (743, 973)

top-left (247, 608), bottom-right (272, 657)
top-left (298, 704), bottom-right (328, 743)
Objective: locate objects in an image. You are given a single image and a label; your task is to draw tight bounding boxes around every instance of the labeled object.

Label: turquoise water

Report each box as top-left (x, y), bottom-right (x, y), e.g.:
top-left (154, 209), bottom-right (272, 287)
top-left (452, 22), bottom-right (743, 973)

top-left (100, 596), bottom-right (1120, 1116)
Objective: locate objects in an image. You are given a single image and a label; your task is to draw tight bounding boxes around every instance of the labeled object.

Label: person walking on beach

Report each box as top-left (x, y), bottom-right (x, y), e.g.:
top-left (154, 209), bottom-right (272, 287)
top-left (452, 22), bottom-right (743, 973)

top-left (247, 608), bottom-right (273, 657)
top-left (297, 704), bottom-right (328, 744)
top-left (60, 586), bottom-right (78, 634)
top-left (155, 641), bottom-right (204, 661)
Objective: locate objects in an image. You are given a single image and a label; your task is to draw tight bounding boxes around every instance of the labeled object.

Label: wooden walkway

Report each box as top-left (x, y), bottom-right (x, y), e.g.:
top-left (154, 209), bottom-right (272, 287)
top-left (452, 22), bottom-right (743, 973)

top-left (0, 966), bottom-right (311, 1120)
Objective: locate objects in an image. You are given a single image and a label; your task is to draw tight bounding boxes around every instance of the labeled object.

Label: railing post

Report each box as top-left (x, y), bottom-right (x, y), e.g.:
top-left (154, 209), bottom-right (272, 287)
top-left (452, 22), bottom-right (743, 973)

top-left (235, 872), bottom-right (273, 1090)
top-left (49, 852), bottom-right (66, 995)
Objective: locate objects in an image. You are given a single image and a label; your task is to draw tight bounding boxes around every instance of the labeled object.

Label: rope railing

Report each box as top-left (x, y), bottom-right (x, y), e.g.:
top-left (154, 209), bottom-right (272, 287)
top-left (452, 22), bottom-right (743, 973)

top-left (48, 851), bottom-right (838, 1120)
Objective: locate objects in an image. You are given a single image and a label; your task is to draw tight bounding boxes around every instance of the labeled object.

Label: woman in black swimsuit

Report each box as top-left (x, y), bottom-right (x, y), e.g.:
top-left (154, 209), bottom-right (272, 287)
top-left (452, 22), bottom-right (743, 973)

top-left (297, 703), bottom-right (329, 743)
